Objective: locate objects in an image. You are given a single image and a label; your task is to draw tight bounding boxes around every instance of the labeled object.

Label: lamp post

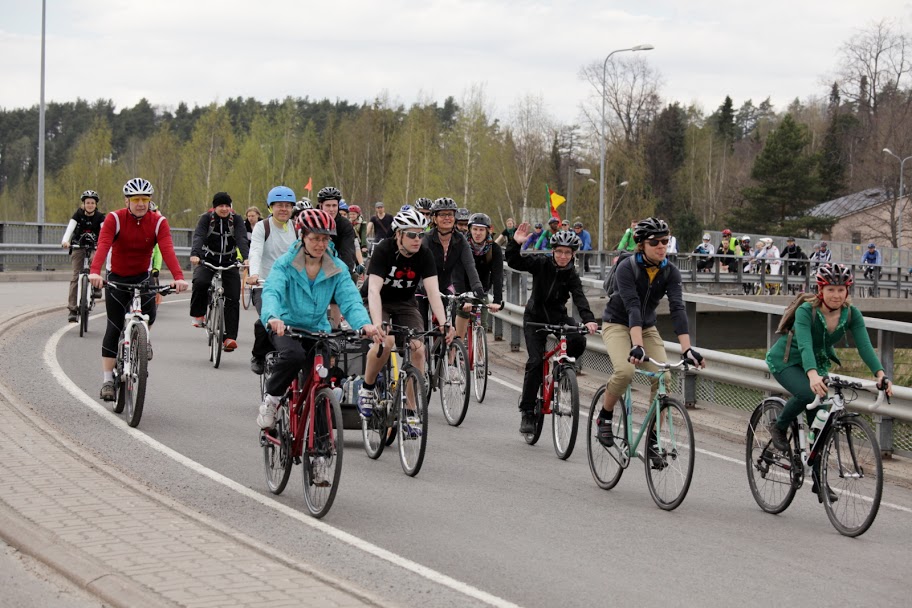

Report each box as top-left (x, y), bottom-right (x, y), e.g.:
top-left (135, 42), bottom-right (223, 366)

top-left (883, 148), bottom-right (912, 249)
top-left (597, 44), bottom-right (654, 255)
top-left (37, 0), bottom-right (47, 224)
top-left (567, 167), bottom-right (591, 221)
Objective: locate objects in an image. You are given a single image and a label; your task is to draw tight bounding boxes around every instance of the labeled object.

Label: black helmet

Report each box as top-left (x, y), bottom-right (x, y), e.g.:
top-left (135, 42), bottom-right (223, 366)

top-left (317, 186), bottom-right (342, 203)
top-left (456, 207), bottom-right (471, 221)
top-left (414, 197), bottom-right (434, 211)
top-left (633, 217), bottom-right (670, 243)
top-left (432, 197), bottom-right (458, 213)
top-left (468, 213), bottom-right (491, 229)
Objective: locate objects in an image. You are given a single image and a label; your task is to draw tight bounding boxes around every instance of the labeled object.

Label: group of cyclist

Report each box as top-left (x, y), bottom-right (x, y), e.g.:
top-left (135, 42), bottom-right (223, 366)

top-left (69, 180), bottom-right (894, 469)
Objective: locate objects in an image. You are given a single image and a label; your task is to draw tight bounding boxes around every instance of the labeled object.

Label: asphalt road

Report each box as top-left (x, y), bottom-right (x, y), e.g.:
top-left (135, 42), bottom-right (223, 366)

top-left (3, 287), bottom-right (911, 607)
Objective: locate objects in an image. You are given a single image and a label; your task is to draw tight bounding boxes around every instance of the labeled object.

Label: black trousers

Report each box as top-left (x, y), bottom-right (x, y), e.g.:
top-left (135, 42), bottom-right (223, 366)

top-left (190, 265), bottom-right (241, 339)
top-left (264, 333), bottom-right (318, 398)
top-left (519, 313), bottom-right (586, 412)
top-left (102, 272), bottom-right (156, 358)
top-left (250, 289), bottom-right (272, 359)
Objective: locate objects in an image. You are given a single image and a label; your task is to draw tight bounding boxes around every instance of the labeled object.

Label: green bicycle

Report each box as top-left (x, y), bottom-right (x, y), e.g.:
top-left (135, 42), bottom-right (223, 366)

top-left (587, 358), bottom-right (696, 510)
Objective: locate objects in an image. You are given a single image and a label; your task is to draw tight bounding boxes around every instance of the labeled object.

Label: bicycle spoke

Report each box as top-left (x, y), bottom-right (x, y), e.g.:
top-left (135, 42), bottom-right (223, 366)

top-left (821, 417), bottom-right (882, 536)
top-left (644, 397), bottom-right (694, 510)
top-left (745, 399), bottom-right (797, 514)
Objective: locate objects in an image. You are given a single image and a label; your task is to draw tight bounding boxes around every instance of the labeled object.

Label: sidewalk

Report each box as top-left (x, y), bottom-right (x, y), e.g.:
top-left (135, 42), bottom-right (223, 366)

top-left (487, 333), bottom-right (912, 489)
top-left (0, 296), bottom-right (381, 607)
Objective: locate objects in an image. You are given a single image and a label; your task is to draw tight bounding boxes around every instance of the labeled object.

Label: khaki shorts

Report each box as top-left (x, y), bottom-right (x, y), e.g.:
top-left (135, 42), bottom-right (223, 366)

top-left (600, 322), bottom-right (666, 400)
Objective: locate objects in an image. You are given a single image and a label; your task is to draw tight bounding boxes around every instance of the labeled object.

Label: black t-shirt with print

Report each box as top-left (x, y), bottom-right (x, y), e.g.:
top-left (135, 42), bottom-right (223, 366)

top-left (362, 237), bottom-right (437, 302)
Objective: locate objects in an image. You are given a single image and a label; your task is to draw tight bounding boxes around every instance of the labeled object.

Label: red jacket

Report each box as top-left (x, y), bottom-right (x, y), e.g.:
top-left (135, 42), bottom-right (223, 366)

top-left (91, 209), bottom-right (184, 280)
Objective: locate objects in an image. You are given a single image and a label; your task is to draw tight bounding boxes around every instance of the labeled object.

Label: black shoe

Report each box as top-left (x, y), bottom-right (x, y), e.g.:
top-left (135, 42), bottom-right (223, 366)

top-left (519, 412), bottom-right (536, 434)
top-left (768, 423), bottom-right (789, 452)
top-left (99, 381), bottom-right (115, 401)
top-left (596, 417), bottom-right (614, 447)
top-left (251, 356), bottom-right (265, 375)
top-left (68, 312), bottom-right (78, 323)
top-left (92, 288), bottom-right (102, 299)
top-left (812, 481), bottom-right (838, 503)
top-left (647, 446), bottom-right (666, 470)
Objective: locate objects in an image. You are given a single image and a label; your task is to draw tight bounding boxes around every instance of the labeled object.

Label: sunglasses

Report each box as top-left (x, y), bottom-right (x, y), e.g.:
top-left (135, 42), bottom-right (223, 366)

top-left (401, 230), bottom-right (423, 240)
top-left (128, 196), bottom-right (151, 204)
top-left (647, 238), bottom-right (670, 246)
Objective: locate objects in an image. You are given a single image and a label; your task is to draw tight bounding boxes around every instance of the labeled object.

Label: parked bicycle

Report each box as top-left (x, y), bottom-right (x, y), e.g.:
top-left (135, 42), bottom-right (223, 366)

top-left (521, 322), bottom-right (587, 460)
top-left (73, 233), bottom-right (98, 337)
top-left (746, 376), bottom-right (886, 537)
top-left (260, 327), bottom-right (364, 518)
top-left (587, 358), bottom-right (696, 510)
top-left (201, 261), bottom-right (242, 368)
top-left (106, 280), bottom-right (172, 428)
top-left (362, 323), bottom-right (439, 476)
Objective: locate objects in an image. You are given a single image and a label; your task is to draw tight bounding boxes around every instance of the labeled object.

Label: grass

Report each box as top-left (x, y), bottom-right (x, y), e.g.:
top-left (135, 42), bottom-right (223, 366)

top-left (723, 348), bottom-right (912, 387)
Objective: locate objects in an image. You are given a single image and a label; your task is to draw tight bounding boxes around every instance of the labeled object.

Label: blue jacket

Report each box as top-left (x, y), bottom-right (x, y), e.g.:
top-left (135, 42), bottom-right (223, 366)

top-left (577, 229), bottom-right (592, 251)
top-left (261, 242), bottom-right (370, 332)
top-left (861, 249), bottom-right (882, 265)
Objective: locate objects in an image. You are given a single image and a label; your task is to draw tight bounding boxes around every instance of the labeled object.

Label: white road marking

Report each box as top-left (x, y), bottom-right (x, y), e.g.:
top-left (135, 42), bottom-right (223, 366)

top-left (45, 320), bottom-right (520, 608)
top-left (489, 370), bottom-right (912, 514)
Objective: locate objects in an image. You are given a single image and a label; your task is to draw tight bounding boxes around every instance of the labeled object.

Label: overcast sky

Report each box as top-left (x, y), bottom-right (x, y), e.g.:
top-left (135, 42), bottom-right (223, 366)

top-left (1, 1), bottom-right (911, 125)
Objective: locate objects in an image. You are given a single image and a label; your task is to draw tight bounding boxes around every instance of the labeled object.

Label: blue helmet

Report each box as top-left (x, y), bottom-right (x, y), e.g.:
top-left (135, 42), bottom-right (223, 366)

top-left (267, 186), bottom-right (296, 207)
top-left (339, 200), bottom-right (349, 211)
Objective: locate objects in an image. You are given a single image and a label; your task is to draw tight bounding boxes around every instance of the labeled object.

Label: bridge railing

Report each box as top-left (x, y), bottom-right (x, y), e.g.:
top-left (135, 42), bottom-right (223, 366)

top-left (493, 265), bottom-right (912, 458)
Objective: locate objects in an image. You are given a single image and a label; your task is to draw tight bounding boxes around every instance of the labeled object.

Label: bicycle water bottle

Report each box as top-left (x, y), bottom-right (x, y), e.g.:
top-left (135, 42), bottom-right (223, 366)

top-left (808, 408), bottom-right (828, 446)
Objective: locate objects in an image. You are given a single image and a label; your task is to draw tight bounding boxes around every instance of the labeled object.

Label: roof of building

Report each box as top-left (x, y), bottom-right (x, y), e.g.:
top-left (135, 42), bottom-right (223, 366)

top-left (809, 187), bottom-right (895, 218)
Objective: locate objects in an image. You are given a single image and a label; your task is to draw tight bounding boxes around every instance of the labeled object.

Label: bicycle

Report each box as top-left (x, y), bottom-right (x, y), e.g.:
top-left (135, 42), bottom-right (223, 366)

top-left (201, 261), bottom-right (241, 369)
top-left (260, 327), bottom-right (363, 518)
top-left (73, 233), bottom-right (98, 337)
top-left (746, 376), bottom-right (886, 537)
top-left (424, 293), bottom-right (471, 426)
top-left (587, 358), bottom-right (696, 510)
top-left (461, 295), bottom-right (491, 403)
top-left (106, 280), bottom-right (172, 428)
top-left (241, 265), bottom-right (253, 310)
top-left (521, 322), bottom-right (588, 460)
top-left (361, 323), bottom-right (438, 476)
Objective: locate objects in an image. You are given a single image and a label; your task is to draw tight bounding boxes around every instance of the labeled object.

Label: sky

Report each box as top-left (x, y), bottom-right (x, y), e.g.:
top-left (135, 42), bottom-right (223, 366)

top-left (1, 1), bottom-right (911, 125)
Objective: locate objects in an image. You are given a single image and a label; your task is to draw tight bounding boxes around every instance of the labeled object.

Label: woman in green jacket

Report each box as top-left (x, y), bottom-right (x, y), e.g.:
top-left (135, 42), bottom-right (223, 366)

top-left (766, 263), bottom-right (893, 455)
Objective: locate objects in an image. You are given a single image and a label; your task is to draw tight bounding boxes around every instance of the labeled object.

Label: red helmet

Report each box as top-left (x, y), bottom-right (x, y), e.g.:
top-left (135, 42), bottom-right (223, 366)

top-left (722, 228), bottom-right (732, 237)
top-left (295, 209), bottom-right (337, 236)
top-left (816, 263), bottom-right (853, 289)
top-left (348, 204), bottom-right (361, 216)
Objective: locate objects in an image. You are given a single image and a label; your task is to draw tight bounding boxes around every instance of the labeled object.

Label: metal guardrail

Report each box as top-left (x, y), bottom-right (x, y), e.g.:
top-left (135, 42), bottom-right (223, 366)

top-left (495, 265), bottom-right (912, 457)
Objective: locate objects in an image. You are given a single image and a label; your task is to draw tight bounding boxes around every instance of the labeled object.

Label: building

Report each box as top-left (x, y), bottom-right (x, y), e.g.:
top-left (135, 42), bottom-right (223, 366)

top-left (810, 187), bottom-right (909, 246)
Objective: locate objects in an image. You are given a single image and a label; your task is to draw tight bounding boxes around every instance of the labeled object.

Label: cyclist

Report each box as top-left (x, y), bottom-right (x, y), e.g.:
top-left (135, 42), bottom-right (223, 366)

top-left (572, 221), bottom-right (593, 272)
top-left (316, 187), bottom-right (357, 275)
top-left (256, 209), bottom-right (379, 429)
top-left (367, 201), bottom-right (394, 241)
top-left (455, 207), bottom-right (471, 235)
top-left (861, 243), bottom-right (882, 280)
top-left (247, 186), bottom-right (299, 374)
top-left (414, 198), bottom-right (434, 229)
top-left (453, 212), bottom-right (503, 342)
top-left (495, 217), bottom-right (516, 247)
top-left (189, 192), bottom-right (249, 351)
top-left (595, 217), bottom-right (705, 451)
top-left (245, 206), bottom-right (262, 240)
top-left (616, 220), bottom-right (638, 252)
top-left (338, 200), bottom-right (349, 220)
top-left (348, 204), bottom-right (368, 254)
top-left (507, 224), bottom-right (600, 434)
top-left (358, 207), bottom-right (453, 418)
top-left (522, 223), bottom-right (544, 250)
top-left (535, 217), bottom-right (561, 250)
top-left (62, 190), bottom-right (106, 322)
top-left (88, 178), bottom-right (188, 401)
top-left (765, 264), bottom-right (892, 497)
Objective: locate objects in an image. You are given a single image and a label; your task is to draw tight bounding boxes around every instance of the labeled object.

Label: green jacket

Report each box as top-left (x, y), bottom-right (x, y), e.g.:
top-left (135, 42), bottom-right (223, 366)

top-left (151, 244), bottom-right (162, 272)
top-left (535, 229), bottom-right (557, 250)
top-left (616, 229), bottom-right (636, 252)
top-left (766, 302), bottom-right (882, 376)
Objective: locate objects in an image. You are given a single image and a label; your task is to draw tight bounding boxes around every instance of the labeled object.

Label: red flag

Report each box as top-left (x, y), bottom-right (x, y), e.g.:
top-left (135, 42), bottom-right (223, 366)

top-left (304, 177), bottom-right (313, 192)
top-left (547, 185), bottom-right (565, 220)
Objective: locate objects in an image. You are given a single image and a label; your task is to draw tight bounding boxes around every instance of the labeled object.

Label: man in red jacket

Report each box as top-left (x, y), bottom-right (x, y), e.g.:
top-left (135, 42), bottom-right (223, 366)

top-left (89, 178), bottom-right (189, 401)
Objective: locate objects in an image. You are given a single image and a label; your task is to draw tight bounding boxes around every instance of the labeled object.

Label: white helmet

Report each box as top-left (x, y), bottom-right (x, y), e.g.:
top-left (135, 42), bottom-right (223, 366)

top-left (392, 206), bottom-right (429, 231)
top-left (123, 178), bottom-right (154, 196)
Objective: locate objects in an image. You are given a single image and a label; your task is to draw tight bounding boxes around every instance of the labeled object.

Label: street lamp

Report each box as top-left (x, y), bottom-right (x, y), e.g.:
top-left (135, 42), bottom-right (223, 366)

top-left (597, 44), bottom-right (654, 254)
top-left (883, 148), bottom-right (912, 248)
top-left (567, 167), bottom-right (591, 220)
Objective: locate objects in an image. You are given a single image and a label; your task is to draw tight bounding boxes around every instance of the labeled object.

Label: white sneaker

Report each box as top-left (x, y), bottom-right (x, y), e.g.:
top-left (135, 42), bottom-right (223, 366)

top-left (358, 387), bottom-right (377, 418)
top-left (448, 365), bottom-right (461, 383)
top-left (311, 456), bottom-right (330, 487)
top-left (257, 395), bottom-right (280, 429)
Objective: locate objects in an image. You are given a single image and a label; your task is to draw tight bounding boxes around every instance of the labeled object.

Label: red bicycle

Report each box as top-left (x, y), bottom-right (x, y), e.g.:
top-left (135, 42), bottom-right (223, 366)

top-left (460, 294), bottom-right (491, 403)
top-left (520, 322), bottom-right (587, 460)
top-left (259, 327), bottom-right (364, 518)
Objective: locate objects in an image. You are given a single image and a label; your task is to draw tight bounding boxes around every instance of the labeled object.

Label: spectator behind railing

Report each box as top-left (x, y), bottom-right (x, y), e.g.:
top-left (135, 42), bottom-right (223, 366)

top-left (693, 234), bottom-right (715, 272)
top-left (782, 236), bottom-right (807, 277)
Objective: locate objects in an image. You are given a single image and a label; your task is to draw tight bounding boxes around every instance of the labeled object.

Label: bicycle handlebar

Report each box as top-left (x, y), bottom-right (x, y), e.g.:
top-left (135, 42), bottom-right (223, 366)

top-left (807, 376), bottom-right (887, 411)
top-left (281, 326), bottom-right (369, 341)
top-left (526, 321), bottom-right (588, 334)
top-left (642, 357), bottom-right (694, 371)
top-left (105, 280), bottom-right (172, 296)
top-left (202, 261), bottom-right (243, 272)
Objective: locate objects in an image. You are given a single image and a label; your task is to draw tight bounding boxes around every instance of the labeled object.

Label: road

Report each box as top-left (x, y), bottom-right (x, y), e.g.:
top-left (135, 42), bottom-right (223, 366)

top-left (2, 286), bottom-right (910, 607)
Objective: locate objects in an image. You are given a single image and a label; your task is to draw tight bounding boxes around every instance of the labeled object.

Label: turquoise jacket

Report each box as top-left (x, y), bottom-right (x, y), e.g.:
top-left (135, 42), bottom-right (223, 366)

top-left (766, 302), bottom-right (882, 376)
top-left (261, 243), bottom-right (370, 332)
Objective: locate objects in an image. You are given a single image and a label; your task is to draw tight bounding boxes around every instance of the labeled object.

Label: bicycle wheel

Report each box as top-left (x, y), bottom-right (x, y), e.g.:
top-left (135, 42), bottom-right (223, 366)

top-left (398, 365), bottom-right (429, 476)
top-left (241, 268), bottom-right (252, 310)
top-left (586, 385), bottom-right (627, 490)
top-left (551, 367), bottom-right (579, 460)
top-left (472, 325), bottom-right (488, 403)
top-left (362, 375), bottom-right (389, 460)
top-left (439, 339), bottom-right (470, 426)
top-left (746, 399), bottom-right (797, 514)
top-left (520, 395), bottom-right (546, 446)
top-left (78, 274), bottom-right (89, 337)
top-left (644, 396), bottom-right (694, 510)
top-left (821, 415), bottom-right (883, 537)
top-left (263, 403), bottom-right (293, 494)
top-left (113, 356), bottom-right (126, 414)
top-left (211, 299), bottom-right (224, 369)
top-left (302, 388), bottom-right (343, 519)
top-left (124, 325), bottom-right (148, 428)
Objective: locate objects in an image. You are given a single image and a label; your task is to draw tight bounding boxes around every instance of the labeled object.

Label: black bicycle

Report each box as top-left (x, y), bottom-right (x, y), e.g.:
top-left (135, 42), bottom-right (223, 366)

top-left (202, 261), bottom-right (241, 368)
top-left (74, 233), bottom-right (98, 337)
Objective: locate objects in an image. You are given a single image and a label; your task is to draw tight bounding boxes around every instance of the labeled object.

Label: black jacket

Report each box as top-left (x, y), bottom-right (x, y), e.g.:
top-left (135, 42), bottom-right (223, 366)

top-left (505, 240), bottom-right (595, 324)
top-left (601, 254), bottom-right (688, 335)
top-left (191, 211), bottom-right (249, 266)
top-left (423, 229), bottom-right (485, 299)
top-left (331, 214), bottom-right (357, 271)
top-left (470, 242), bottom-right (504, 305)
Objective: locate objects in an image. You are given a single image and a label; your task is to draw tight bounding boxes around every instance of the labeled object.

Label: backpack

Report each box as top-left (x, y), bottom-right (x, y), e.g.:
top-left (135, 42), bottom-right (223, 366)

top-left (602, 252), bottom-right (670, 300)
top-left (205, 211), bottom-right (235, 240)
top-left (777, 293), bottom-right (852, 361)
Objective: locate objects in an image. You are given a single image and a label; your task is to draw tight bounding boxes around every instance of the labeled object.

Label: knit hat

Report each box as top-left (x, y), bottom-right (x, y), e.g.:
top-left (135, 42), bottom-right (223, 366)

top-left (212, 192), bottom-right (233, 207)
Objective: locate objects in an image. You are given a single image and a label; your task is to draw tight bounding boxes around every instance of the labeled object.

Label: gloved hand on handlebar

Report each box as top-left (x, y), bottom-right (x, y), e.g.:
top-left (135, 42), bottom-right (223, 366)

top-left (877, 375), bottom-right (893, 397)
top-left (682, 347), bottom-right (705, 368)
top-left (628, 345), bottom-right (646, 364)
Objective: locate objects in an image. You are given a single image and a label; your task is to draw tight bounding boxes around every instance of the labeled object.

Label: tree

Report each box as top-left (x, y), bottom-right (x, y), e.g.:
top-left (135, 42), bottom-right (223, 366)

top-left (507, 93), bottom-right (552, 208)
top-left (737, 115), bottom-right (824, 234)
top-left (579, 56), bottom-right (663, 147)
top-left (645, 103), bottom-right (687, 218)
top-left (175, 104), bottom-right (237, 209)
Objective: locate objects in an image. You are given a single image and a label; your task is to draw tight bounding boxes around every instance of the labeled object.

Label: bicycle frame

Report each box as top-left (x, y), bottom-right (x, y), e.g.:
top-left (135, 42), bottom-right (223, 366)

top-left (539, 334), bottom-right (575, 416)
top-left (117, 287), bottom-right (151, 382)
